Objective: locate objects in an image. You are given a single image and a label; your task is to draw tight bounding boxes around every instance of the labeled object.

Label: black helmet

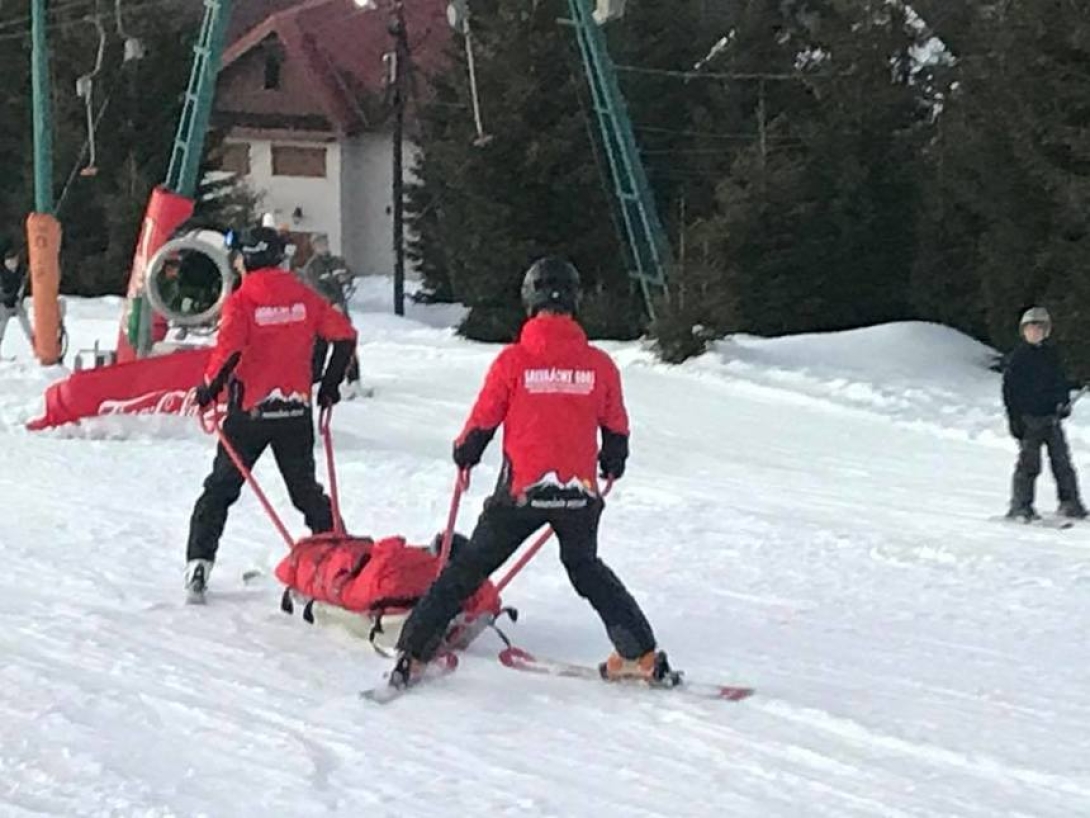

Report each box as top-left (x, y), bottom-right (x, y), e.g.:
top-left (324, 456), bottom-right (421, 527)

top-left (232, 226), bottom-right (285, 271)
top-left (521, 256), bottom-right (581, 316)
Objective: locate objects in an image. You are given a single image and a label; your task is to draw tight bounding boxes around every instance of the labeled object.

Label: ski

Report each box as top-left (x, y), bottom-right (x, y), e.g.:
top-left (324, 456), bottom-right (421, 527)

top-left (497, 646), bottom-right (754, 702)
top-left (360, 652), bottom-right (459, 704)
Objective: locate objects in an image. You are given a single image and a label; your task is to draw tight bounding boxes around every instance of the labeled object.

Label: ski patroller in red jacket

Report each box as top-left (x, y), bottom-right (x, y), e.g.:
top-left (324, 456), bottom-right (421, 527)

top-left (205, 267), bottom-right (357, 412)
top-left (457, 313), bottom-right (630, 498)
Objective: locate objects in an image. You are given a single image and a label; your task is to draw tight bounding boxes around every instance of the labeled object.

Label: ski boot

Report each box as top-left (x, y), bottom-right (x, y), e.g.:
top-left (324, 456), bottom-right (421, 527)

top-left (1005, 506), bottom-right (1040, 524)
top-left (184, 559), bottom-right (213, 605)
top-left (599, 650), bottom-right (681, 688)
top-left (1058, 500), bottom-right (1088, 520)
top-left (387, 651), bottom-right (426, 690)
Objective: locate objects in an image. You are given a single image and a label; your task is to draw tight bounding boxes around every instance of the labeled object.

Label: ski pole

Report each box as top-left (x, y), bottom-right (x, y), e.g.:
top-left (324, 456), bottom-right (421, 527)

top-left (493, 479), bottom-right (614, 596)
top-left (436, 469), bottom-right (471, 572)
top-left (199, 408), bottom-right (296, 550)
top-left (318, 405), bottom-right (345, 536)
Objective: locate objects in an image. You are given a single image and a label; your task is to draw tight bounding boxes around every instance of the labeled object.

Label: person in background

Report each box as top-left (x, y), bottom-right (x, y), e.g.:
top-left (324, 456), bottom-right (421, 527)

top-left (1003, 306), bottom-right (1087, 522)
top-left (0, 245), bottom-right (33, 356)
top-left (301, 233), bottom-right (362, 397)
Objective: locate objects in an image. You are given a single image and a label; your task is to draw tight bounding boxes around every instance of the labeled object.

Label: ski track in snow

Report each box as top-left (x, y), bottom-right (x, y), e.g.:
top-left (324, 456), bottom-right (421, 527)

top-left (1, 285), bottom-right (1088, 817)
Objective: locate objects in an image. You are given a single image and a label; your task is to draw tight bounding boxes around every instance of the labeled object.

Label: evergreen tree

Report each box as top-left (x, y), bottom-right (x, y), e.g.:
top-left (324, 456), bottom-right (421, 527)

top-left (913, 3), bottom-right (1090, 375)
top-left (657, 0), bottom-right (930, 357)
top-left (408, 0), bottom-right (720, 341)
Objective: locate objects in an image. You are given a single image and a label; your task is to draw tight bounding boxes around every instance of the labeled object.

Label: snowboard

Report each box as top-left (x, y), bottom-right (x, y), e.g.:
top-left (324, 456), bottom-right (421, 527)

top-left (989, 514), bottom-right (1075, 530)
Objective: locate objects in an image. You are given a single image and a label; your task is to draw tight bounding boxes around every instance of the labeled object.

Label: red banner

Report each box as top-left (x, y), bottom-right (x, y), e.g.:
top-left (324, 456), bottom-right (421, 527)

top-left (27, 348), bottom-right (212, 431)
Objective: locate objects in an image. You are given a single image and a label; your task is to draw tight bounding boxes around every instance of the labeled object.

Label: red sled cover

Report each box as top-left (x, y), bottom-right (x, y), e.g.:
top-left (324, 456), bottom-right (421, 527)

top-left (274, 534), bottom-right (501, 619)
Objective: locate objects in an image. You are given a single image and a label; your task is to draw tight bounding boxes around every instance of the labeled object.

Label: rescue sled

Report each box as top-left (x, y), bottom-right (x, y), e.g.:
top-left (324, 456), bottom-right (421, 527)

top-left (202, 406), bottom-right (510, 653)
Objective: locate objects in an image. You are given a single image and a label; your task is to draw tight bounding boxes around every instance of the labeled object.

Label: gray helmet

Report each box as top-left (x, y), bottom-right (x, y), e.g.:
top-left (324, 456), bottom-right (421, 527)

top-left (1020, 307), bottom-right (1051, 328)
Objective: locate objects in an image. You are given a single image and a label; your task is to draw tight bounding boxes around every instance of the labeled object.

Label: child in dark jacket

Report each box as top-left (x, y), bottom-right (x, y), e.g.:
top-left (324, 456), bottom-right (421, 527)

top-left (0, 246), bottom-right (33, 355)
top-left (1002, 307), bottom-right (1087, 521)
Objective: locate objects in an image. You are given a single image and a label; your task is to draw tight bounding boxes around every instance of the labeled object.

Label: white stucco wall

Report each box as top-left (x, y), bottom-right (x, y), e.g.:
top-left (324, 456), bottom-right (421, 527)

top-left (231, 138), bottom-right (343, 256)
top-left (340, 132), bottom-right (420, 277)
top-left (227, 133), bottom-right (420, 277)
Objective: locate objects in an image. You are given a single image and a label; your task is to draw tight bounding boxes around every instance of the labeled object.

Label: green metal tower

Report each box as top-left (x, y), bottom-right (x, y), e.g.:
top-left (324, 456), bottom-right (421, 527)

top-left (31, 0), bottom-right (54, 213)
top-left (166, 0), bottom-right (235, 198)
top-left (129, 0), bottom-right (234, 353)
top-left (566, 0), bottom-right (672, 320)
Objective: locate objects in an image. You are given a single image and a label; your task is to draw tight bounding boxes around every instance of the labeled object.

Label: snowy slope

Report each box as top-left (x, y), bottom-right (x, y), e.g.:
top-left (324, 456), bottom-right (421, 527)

top-left (1, 281), bottom-right (1089, 818)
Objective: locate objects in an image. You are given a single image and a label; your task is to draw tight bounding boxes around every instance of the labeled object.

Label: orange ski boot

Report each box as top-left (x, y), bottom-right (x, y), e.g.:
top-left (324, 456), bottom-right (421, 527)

top-left (599, 650), bottom-right (680, 687)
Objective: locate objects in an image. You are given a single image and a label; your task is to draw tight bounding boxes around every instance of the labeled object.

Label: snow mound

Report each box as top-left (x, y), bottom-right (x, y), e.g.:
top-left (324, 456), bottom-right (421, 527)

top-left (673, 322), bottom-right (1014, 445)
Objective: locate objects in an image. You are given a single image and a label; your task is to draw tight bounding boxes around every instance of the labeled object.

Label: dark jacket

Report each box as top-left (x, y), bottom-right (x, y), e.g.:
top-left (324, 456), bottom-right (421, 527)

top-left (0, 263), bottom-right (25, 308)
top-left (301, 253), bottom-right (355, 309)
top-left (1002, 342), bottom-right (1073, 421)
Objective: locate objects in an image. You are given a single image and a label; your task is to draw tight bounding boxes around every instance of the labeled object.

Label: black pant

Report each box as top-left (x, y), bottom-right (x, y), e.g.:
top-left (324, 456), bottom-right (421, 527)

top-left (397, 497), bottom-right (657, 662)
top-left (1011, 415), bottom-right (1082, 510)
top-left (186, 411), bottom-right (334, 562)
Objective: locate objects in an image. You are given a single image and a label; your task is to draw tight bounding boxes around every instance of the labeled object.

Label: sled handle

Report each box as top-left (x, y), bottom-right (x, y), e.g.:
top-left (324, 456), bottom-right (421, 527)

top-left (199, 408), bottom-right (296, 550)
top-left (436, 469), bottom-right (471, 572)
top-left (319, 406), bottom-right (346, 536)
top-left (493, 479), bottom-right (614, 596)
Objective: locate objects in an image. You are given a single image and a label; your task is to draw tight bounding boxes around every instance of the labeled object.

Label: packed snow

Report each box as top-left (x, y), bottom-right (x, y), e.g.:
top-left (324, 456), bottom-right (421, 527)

top-left (1, 278), bottom-right (1088, 817)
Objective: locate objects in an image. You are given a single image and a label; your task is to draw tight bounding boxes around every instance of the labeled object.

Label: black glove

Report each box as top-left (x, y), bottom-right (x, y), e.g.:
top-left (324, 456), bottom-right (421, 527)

top-left (195, 382), bottom-right (217, 409)
top-left (1058, 401), bottom-right (1073, 419)
top-left (599, 428), bottom-right (629, 481)
top-left (599, 453), bottom-right (625, 481)
top-left (1008, 416), bottom-right (1025, 440)
top-left (317, 381), bottom-right (341, 408)
top-left (197, 352), bottom-right (241, 410)
top-left (453, 428), bottom-right (495, 470)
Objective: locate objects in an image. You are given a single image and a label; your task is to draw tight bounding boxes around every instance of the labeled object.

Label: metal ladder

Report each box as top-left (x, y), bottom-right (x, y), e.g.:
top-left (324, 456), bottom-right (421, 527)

top-left (165, 0), bottom-right (235, 198)
top-left (567, 0), bottom-right (672, 321)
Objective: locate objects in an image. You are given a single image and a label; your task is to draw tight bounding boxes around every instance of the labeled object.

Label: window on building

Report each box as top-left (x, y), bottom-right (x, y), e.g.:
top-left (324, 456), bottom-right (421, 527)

top-left (264, 53), bottom-right (282, 90)
top-left (271, 145), bottom-right (327, 178)
top-left (219, 142), bottom-right (251, 176)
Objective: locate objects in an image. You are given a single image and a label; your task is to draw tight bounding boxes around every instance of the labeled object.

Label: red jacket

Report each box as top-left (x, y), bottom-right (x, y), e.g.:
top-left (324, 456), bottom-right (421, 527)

top-left (205, 267), bottom-right (356, 412)
top-left (457, 314), bottom-right (629, 497)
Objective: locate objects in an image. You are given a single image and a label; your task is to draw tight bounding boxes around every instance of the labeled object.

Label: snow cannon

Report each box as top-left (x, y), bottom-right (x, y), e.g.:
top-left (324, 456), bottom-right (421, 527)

top-left (143, 228), bottom-right (237, 335)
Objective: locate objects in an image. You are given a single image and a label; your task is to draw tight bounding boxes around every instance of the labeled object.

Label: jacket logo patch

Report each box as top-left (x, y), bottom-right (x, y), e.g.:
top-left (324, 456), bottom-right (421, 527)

top-left (524, 368), bottom-right (595, 395)
top-left (254, 303), bottom-right (307, 326)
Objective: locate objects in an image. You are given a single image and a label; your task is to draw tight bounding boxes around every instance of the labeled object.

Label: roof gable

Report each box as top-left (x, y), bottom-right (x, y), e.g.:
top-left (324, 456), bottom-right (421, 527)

top-left (221, 0), bottom-right (451, 135)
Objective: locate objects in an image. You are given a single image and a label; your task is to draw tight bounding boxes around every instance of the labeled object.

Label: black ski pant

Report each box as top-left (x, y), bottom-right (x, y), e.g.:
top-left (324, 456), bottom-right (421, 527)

top-left (187, 410), bottom-right (334, 563)
top-left (1011, 415), bottom-right (1082, 511)
top-left (397, 497), bottom-right (657, 662)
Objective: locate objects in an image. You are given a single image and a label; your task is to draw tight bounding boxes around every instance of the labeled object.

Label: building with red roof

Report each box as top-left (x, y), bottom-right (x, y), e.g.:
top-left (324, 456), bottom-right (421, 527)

top-left (213, 0), bottom-right (451, 274)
